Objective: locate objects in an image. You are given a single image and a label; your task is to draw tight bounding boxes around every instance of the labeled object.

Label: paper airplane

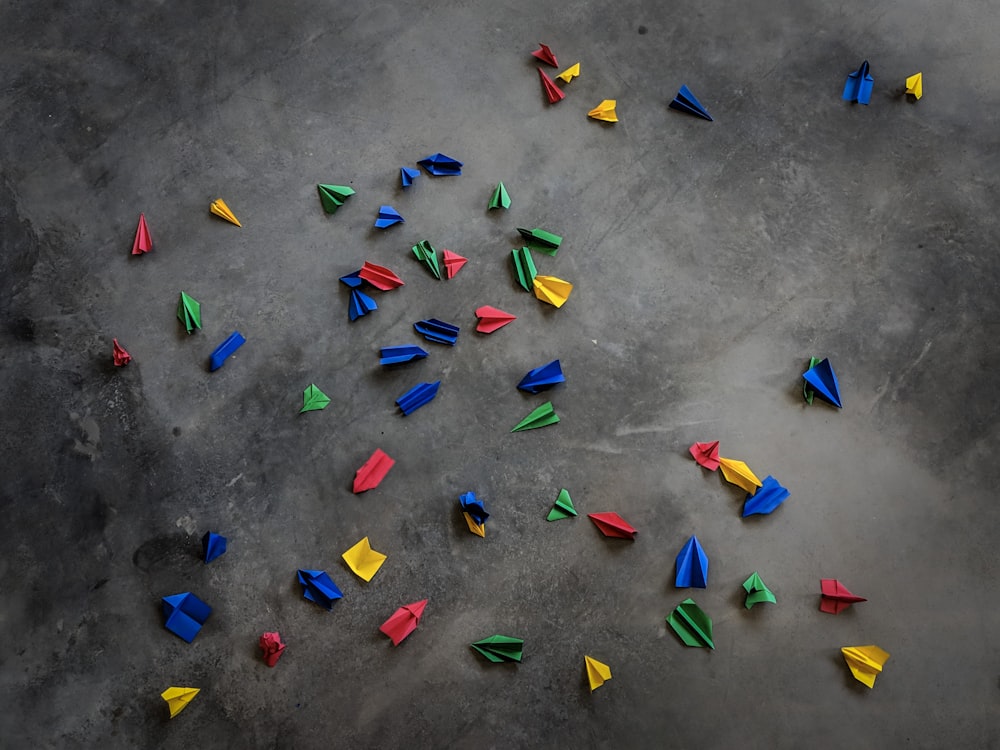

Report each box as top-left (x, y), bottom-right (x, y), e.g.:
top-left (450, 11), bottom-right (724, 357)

top-left (380, 600), bottom-right (427, 645)
top-left (349, 288), bottom-right (378, 321)
top-left (418, 153), bottom-right (463, 176)
top-left (300, 384), bottom-right (330, 413)
top-left (374, 205), bottom-right (404, 229)
top-left (342, 537), bottom-right (387, 582)
top-left (463, 512), bottom-right (486, 537)
top-left (556, 62), bottom-right (580, 83)
top-left (162, 592), bottom-right (211, 643)
top-left (742, 572), bottom-right (776, 609)
top-left (512, 247), bottom-right (537, 291)
top-left (297, 569), bottom-right (342, 610)
top-left (396, 381), bottom-right (440, 415)
top-left (489, 181), bottom-right (511, 210)
top-left (547, 488), bottom-right (577, 520)
top-left (202, 531), bottom-right (226, 563)
top-left (517, 227), bottom-right (562, 251)
top-left (802, 356), bottom-right (821, 403)
top-left (400, 166), bottom-right (420, 188)
top-left (339, 271), bottom-right (363, 288)
top-left (352, 448), bottom-right (395, 493)
top-left (820, 579), bottom-right (867, 614)
top-left (842, 645), bottom-right (890, 688)
top-left (531, 43), bottom-right (558, 67)
top-left (460, 491), bottom-right (489, 537)
top-left (587, 511), bottom-right (637, 539)
top-left (414, 318), bottom-right (459, 345)
top-left (675, 535), bottom-right (709, 588)
top-left (475, 305), bottom-right (517, 333)
top-left (132, 213), bottom-right (152, 255)
top-left (538, 68), bottom-right (566, 104)
top-left (209, 331), bottom-right (245, 371)
top-left (688, 441), bottom-right (720, 471)
top-left (210, 198), bottom-right (241, 226)
top-left (177, 291), bottom-right (202, 333)
top-left (743, 475), bottom-right (789, 516)
top-left (585, 656), bottom-right (611, 692)
top-left (112, 338), bottom-right (131, 366)
top-left (442, 249), bottom-right (467, 279)
top-left (412, 240), bottom-right (441, 279)
top-left (161, 687), bottom-right (200, 718)
top-left (511, 401), bottom-right (559, 432)
top-left (518, 360), bottom-right (565, 393)
top-left (905, 72), bottom-right (923, 100)
top-left (666, 598), bottom-right (714, 648)
top-left (718, 457), bottom-right (763, 494)
top-left (359, 261), bottom-right (404, 290)
top-left (533, 275), bottom-right (573, 307)
top-left (587, 99), bottom-right (618, 122)
top-left (379, 345), bottom-right (428, 366)
top-left (471, 635), bottom-right (523, 663)
top-left (843, 60), bottom-right (874, 104)
top-left (669, 85), bottom-right (713, 121)
top-left (802, 358), bottom-right (842, 408)
top-left (259, 631), bottom-right (286, 667)
top-left (317, 184), bottom-right (355, 213)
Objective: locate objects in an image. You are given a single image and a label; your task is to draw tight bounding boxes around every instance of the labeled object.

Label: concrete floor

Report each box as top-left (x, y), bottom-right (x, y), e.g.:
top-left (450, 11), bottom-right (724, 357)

top-left (2, 0), bottom-right (999, 747)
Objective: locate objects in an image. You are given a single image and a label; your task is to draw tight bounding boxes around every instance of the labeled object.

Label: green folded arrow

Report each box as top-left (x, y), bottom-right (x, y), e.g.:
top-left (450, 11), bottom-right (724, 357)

top-left (488, 181), bottom-right (511, 210)
top-left (412, 240), bottom-right (441, 279)
top-left (512, 402), bottom-right (559, 432)
top-left (517, 227), bottom-right (562, 255)
top-left (742, 572), bottom-right (776, 609)
top-left (666, 598), bottom-right (714, 649)
top-left (317, 184), bottom-right (355, 214)
top-left (546, 488), bottom-right (577, 521)
top-left (177, 291), bottom-right (202, 333)
top-left (511, 247), bottom-right (537, 291)
top-left (471, 635), bottom-right (524, 663)
top-left (300, 384), bottom-right (331, 413)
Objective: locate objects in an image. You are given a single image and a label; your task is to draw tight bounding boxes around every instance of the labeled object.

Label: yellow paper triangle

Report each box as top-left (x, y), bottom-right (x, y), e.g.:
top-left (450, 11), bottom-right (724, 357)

top-left (341, 536), bottom-right (387, 582)
top-left (161, 686), bottom-right (200, 718)
top-left (718, 457), bottom-right (763, 494)
top-left (210, 198), bottom-right (242, 227)
top-left (463, 512), bottom-right (486, 538)
top-left (905, 72), bottom-right (922, 100)
top-left (842, 645), bottom-right (890, 688)
top-left (585, 655), bottom-right (612, 691)
top-left (533, 275), bottom-right (573, 308)
top-left (587, 99), bottom-right (618, 123)
top-left (556, 62), bottom-right (581, 83)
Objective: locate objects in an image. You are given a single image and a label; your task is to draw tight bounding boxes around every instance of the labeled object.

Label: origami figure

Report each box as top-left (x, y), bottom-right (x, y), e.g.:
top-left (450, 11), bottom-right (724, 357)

top-left (905, 72), bottom-right (923, 100)
top-left (132, 213), bottom-right (151, 255)
top-left (538, 68), bottom-right (565, 104)
top-left (379, 345), bottom-right (428, 366)
top-left (585, 656), bottom-right (612, 692)
top-left (842, 645), bottom-right (890, 688)
top-left (412, 240), bottom-right (442, 279)
top-left (259, 632), bottom-right (286, 667)
top-left (400, 167), bottom-right (420, 188)
top-left (533, 275), bottom-right (573, 307)
top-left (341, 537), bottom-right (387, 581)
top-left (359, 261), bottom-right (404, 290)
top-left (512, 247), bottom-right (537, 291)
top-left (742, 476), bottom-right (789, 516)
top-left (316, 184), bottom-right (355, 213)
top-left (489, 182), bottom-right (511, 210)
top-left (161, 687), bottom-right (200, 718)
top-left (396, 381), bottom-right (440, 415)
top-left (460, 491), bottom-right (489, 537)
top-left (177, 291), bottom-right (202, 333)
top-left (442, 249), bottom-right (467, 279)
top-left (718, 457), bottom-right (762, 494)
top-left (300, 384), bottom-right (330, 413)
top-left (162, 592), bottom-right (212, 643)
top-left (511, 401), bottom-right (559, 432)
top-left (802, 358), bottom-right (842, 408)
top-left (202, 531), bottom-right (226, 563)
top-left (209, 198), bottom-right (241, 226)
top-left (669, 85), bottom-right (713, 121)
top-left (666, 598), bottom-right (714, 648)
top-left (297, 569), bottom-right (342, 610)
top-left (209, 331), bottom-right (245, 371)
top-left (475, 306), bottom-right (516, 333)
top-left (374, 205), bottom-right (404, 229)
top-left (348, 289), bottom-right (378, 321)
top-left (517, 227), bottom-right (562, 251)
top-left (556, 63), bottom-right (580, 83)
top-left (414, 318), bottom-right (459, 345)
top-left (517, 360), bottom-right (565, 393)
top-left (587, 512), bottom-right (637, 539)
top-left (418, 153), bottom-right (463, 176)
top-left (471, 635), bottom-right (523, 663)
top-left (843, 60), bottom-right (874, 104)
top-left (531, 43), bottom-right (558, 67)
top-left (587, 99), bottom-right (618, 122)
top-left (339, 271), bottom-right (363, 288)
top-left (742, 572), bottom-right (776, 609)
top-left (547, 488), bottom-right (577, 520)
top-left (380, 600), bottom-right (427, 645)
top-left (675, 536), bottom-right (709, 588)
top-left (352, 448), bottom-right (395, 493)
top-left (112, 338), bottom-right (131, 366)
top-left (820, 579), bottom-right (867, 614)
top-left (689, 441), bottom-right (720, 471)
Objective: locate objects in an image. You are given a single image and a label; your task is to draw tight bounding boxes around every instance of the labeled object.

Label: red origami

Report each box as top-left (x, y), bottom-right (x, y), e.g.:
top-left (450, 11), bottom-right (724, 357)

top-left (688, 441), bottom-right (720, 471)
top-left (259, 631), bottom-right (286, 667)
top-left (819, 579), bottom-right (867, 614)
top-left (353, 448), bottom-right (395, 493)
top-left (474, 306), bottom-right (517, 334)
top-left (132, 213), bottom-right (152, 255)
top-left (538, 68), bottom-right (565, 104)
top-left (441, 249), bottom-right (467, 280)
top-left (531, 43), bottom-right (558, 67)
top-left (379, 600), bottom-right (427, 646)
top-left (587, 512), bottom-right (637, 540)
top-left (359, 261), bottom-right (405, 291)
top-left (112, 338), bottom-right (131, 366)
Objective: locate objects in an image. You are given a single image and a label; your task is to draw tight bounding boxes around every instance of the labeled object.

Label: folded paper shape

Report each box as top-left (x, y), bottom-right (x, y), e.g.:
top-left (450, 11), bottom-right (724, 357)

top-left (517, 227), bottom-right (562, 251)
top-left (742, 572), bottom-right (776, 609)
top-left (803, 356), bottom-right (821, 403)
top-left (418, 153), bottom-right (463, 176)
top-left (380, 600), bottom-right (427, 645)
top-left (688, 441), bottom-right (720, 471)
top-left (587, 512), bottom-right (637, 539)
top-left (585, 655), bottom-right (611, 692)
top-left (297, 569), bottom-right (342, 610)
top-left (341, 537), bottom-right (387, 581)
top-left (132, 213), bottom-right (151, 255)
top-left (400, 166), bottom-right (420, 188)
top-left (412, 240), bottom-right (442, 279)
top-left (905, 72), bottom-right (922, 100)
top-left (512, 247), bottom-right (537, 291)
top-left (471, 635), bottom-right (524, 663)
top-left (675, 535), bottom-right (709, 588)
top-left (843, 60), bottom-right (874, 105)
top-left (556, 62), bottom-right (580, 83)
top-left (489, 182), bottom-right (511, 210)
top-left (842, 645), bottom-right (890, 688)
top-left (352, 448), bottom-right (395, 493)
top-left (379, 345), bottom-right (428, 366)
top-left (475, 305), bottom-right (517, 334)
top-left (802, 358), bottom-right (842, 408)
top-left (339, 270), bottom-right (363, 289)
top-left (359, 261), bottom-right (404, 290)
top-left (533, 275), bottom-right (573, 307)
top-left (396, 381), bottom-right (440, 415)
top-left (300, 384), bottom-right (330, 413)
top-left (518, 360), bottom-right (565, 393)
top-left (538, 68), bottom-right (565, 104)
top-left (719, 457), bottom-right (762, 494)
top-left (669, 85), bottom-right (713, 121)
top-left (742, 475), bottom-right (789, 516)
top-left (349, 288), bottom-right (378, 321)
top-left (161, 687), bottom-right (200, 718)
top-left (531, 43), bottom-right (558, 67)
top-left (210, 198), bottom-right (241, 226)
top-left (511, 401), bottom-right (559, 432)
top-left (442, 249), bottom-right (467, 279)
top-left (112, 338), bottom-right (131, 366)
top-left (177, 291), bottom-right (202, 333)
top-left (374, 205), bottom-right (404, 229)
top-left (414, 318), bottom-right (459, 345)
top-left (317, 184), bottom-right (355, 213)
top-left (209, 331), bottom-right (245, 371)
top-left (162, 592), bottom-right (212, 643)
top-left (460, 491), bottom-right (489, 526)
top-left (820, 579), bottom-right (867, 614)
top-left (547, 488), bottom-right (577, 520)
top-left (259, 631), bottom-right (286, 667)
top-left (588, 99), bottom-right (618, 123)
top-left (666, 598), bottom-right (714, 648)
top-left (202, 531), bottom-right (227, 563)
top-left (463, 512), bottom-right (486, 537)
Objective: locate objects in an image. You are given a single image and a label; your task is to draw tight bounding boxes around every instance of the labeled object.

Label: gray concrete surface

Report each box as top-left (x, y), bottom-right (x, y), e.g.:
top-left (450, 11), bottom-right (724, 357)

top-left (2, 0), bottom-right (999, 747)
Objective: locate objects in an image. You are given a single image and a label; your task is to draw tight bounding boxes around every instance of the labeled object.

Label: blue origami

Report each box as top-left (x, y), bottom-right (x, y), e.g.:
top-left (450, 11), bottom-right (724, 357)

top-left (297, 569), bottom-right (343, 611)
top-left (396, 381), bottom-right (440, 415)
top-left (669, 85), bottom-right (713, 121)
top-left (339, 270), bottom-right (364, 288)
top-left (459, 491), bottom-right (489, 525)
top-left (675, 536), bottom-right (709, 588)
top-left (802, 358), bottom-right (842, 408)
top-left (842, 60), bottom-right (874, 105)
top-left (380, 345), bottom-right (429, 366)
top-left (418, 153), bottom-right (463, 176)
top-left (349, 289), bottom-right (378, 321)
top-left (742, 475), bottom-right (790, 517)
top-left (202, 531), bottom-right (227, 563)
top-left (401, 167), bottom-right (420, 188)
top-left (414, 318), bottom-right (460, 345)
top-left (162, 592), bottom-right (212, 643)
top-left (517, 360), bottom-right (565, 393)
top-left (209, 331), bottom-right (245, 371)
top-left (374, 205), bottom-right (404, 229)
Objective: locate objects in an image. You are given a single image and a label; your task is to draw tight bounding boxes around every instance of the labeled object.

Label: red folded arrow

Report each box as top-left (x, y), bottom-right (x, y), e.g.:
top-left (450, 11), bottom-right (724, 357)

top-left (587, 512), bottom-right (637, 540)
top-left (820, 579), bottom-right (867, 614)
top-left (112, 338), bottom-right (132, 366)
top-left (688, 441), bottom-right (720, 471)
top-left (538, 68), bottom-right (565, 104)
top-left (442, 249), bottom-right (467, 279)
top-left (359, 261), bottom-right (404, 290)
top-left (132, 213), bottom-right (152, 255)
top-left (353, 448), bottom-right (395, 493)
top-left (474, 306), bottom-right (516, 334)
top-left (379, 600), bottom-right (427, 646)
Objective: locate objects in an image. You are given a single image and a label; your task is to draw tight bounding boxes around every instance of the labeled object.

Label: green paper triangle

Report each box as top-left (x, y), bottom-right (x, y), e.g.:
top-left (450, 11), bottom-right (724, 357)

top-left (511, 247), bottom-right (537, 291)
top-left (489, 181), bottom-right (511, 210)
top-left (317, 184), bottom-right (355, 214)
top-left (471, 635), bottom-right (524, 662)
top-left (511, 402), bottom-right (559, 432)
top-left (177, 291), bottom-right (201, 333)
top-left (412, 240), bottom-right (441, 279)
top-left (518, 227), bottom-right (562, 256)
top-left (666, 598), bottom-right (714, 648)
top-left (742, 571), bottom-right (776, 609)
top-left (300, 383), bottom-right (331, 413)
top-left (546, 488), bottom-right (577, 520)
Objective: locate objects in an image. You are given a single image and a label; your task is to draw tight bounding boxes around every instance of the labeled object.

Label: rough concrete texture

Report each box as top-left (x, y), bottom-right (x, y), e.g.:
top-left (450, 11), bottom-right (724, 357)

top-left (2, 0), bottom-right (1000, 747)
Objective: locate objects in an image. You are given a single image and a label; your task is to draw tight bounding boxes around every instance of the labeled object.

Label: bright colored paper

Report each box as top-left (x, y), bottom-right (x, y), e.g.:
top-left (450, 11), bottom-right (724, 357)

top-left (342, 537), bottom-right (387, 582)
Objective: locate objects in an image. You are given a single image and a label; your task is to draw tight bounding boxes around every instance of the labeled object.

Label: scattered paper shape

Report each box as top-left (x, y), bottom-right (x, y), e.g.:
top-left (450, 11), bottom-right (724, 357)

top-left (556, 62), bottom-right (580, 83)
top-left (742, 572), bottom-right (776, 609)
top-left (675, 535), bottom-right (709, 588)
top-left (588, 99), bottom-right (618, 122)
top-left (843, 60), bottom-right (874, 105)
top-left (379, 345), bottom-right (428, 366)
top-left (802, 358), bottom-right (842, 408)
top-left (475, 305), bottom-right (517, 333)
top-left (585, 655), bottom-right (612, 692)
top-left (531, 43), bottom-right (558, 67)
top-left (517, 226), bottom-right (562, 251)
top-left (463, 512), bottom-right (486, 537)
top-left (688, 441), bottom-right (720, 471)
top-left (352, 448), bottom-right (395, 493)
top-left (317, 184), bottom-right (355, 214)
top-left (742, 475), bottom-right (789, 516)
top-left (202, 531), bottom-right (227, 563)
top-left (259, 632), bottom-right (286, 667)
top-left (518, 360), bottom-right (565, 393)
top-left (718, 457), bottom-right (763, 494)
top-left (342, 537), bottom-right (387, 582)
top-left (587, 511), bottom-right (637, 539)
top-left (905, 72), bottom-right (923, 100)
top-left (546, 488), bottom-right (577, 521)
top-left (414, 318), bottom-right (460, 345)
top-left (177, 291), bottom-right (202, 333)
top-left (161, 687), bottom-right (200, 718)
top-left (820, 579), bottom-right (867, 614)
top-left (538, 68), bottom-right (566, 104)
top-left (380, 600), bottom-right (427, 645)
top-left (412, 240), bottom-right (442, 279)
top-left (210, 198), bottom-right (241, 227)
top-left (669, 85), bottom-right (713, 121)
top-left (803, 356), bottom-right (821, 404)
top-left (459, 491), bottom-right (489, 539)
top-left (162, 592), bottom-right (211, 643)
top-left (666, 598), bottom-right (714, 648)
top-left (339, 271), bottom-right (363, 288)
top-left (471, 635), bottom-right (524, 663)
top-left (374, 205), bottom-right (404, 229)
top-left (418, 153), bottom-right (463, 176)
top-left (359, 261), bottom-right (405, 290)
top-left (489, 181), bottom-right (511, 210)
top-left (511, 401), bottom-right (559, 432)
top-left (533, 275), bottom-right (573, 307)
top-left (112, 338), bottom-right (131, 366)
top-left (297, 569), bottom-right (342, 610)
top-left (842, 645), bottom-right (890, 688)
top-left (132, 213), bottom-right (152, 255)
top-left (300, 384), bottom-right (331, 413)
top-left (442, 249), bottom-right (467, 279)
top-left (349, 289), bottom-right (378, 321)
top-left (396, 381), bottom-right (440, 415)
top-left (209, 331), bottom-right (245, 371)
top-left (512, 247), bottom-right (538, 291)
top-left (400, 166), bottom-right (420, 188)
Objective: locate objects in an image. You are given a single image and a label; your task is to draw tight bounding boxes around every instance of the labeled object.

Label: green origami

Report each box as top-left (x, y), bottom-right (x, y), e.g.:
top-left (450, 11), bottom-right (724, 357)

top-left (471, 635), bottom-right (524, 663)
top-left (317, 184), bottom-right (356, 214)
top-left (511, 402), bottom-right (559, 432)
top-left (803, 356), bottom-right (821, 404)
top-left (412, 240), bottom-right (441, 279)
top-left (518, 227), bottom-right (562, 256)
top-left (489, 181), bottom-right (511, 210)
top-left (511, 247), bottom-right (537, 291)
top-left (742, 572), bottom-right (776, 609)
top-left (177, 291), bottom-right (202, 333)
top-left (300, 384), bottom-right (331, 413)
top-left (546, 489), bottom-right (577, 521)
top-left (666, 598), bottom-right (714, 649)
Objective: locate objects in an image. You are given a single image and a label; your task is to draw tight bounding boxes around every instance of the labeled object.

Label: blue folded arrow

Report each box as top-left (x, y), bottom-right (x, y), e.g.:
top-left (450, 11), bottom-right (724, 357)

top-left (349, 289), bottom-right (378, 321)
top-left (162, 592), bottom-right (212, 642)
top-left (208, 331), bottom-right (246, 371)
top-left (802, 358), bottom-right (842, 408)
top-left (517, 359), bottom-right (565, 393)
top-left (339, 270), bottom-right (363, 288)
top-left (374, 205), bottom-right (404, 229)
top-left (396, 381), bottom-right (441, 415)
top-left (742, 476), bottom-right (789, 517)
top-left (842, 60), bottom-right (874, 105)
top-left (401, 166), bottom-right (420, 188)
top-left (669, 85), bottom-right (713, 121)
top-left (675, 535), bottom-right (709, 588)
top-left (380, 345), bottom-right (429, 366)
top-left (417, 153), bottom-right (463, 176)
top-left (202, 532), bottom-right (227, 563)
top-left (460, 491), bottom-right (489, 525)
top-left (297, 569), bottom-right (342, 610)
top-left (414, 318), bottom-right (460, 345)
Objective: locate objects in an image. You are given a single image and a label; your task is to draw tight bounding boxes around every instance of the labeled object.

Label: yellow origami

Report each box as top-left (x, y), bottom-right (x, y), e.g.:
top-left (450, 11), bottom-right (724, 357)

top-left (463, 512), bottom-right (486, 538)
top-left (341, 536), bottom-right (387, 582)
top-left (905, 72), bottom-right (923, 100)
top-left (161, 687), bottom-right (200, 718)
top-left (718, 457), bottom-right (763, 494)
top-left (841, 645), bottom-right (890, 688)
top-left (210, 198), bottom-right (242, 227)
top-left (585, 655), bottom-right (612, 692)
top-left (533, 275), bottom-right (573, 308)
top-left (587, 99), bottom-right (618, 123)
top-left (556, 62), bottom-right (581, 83)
